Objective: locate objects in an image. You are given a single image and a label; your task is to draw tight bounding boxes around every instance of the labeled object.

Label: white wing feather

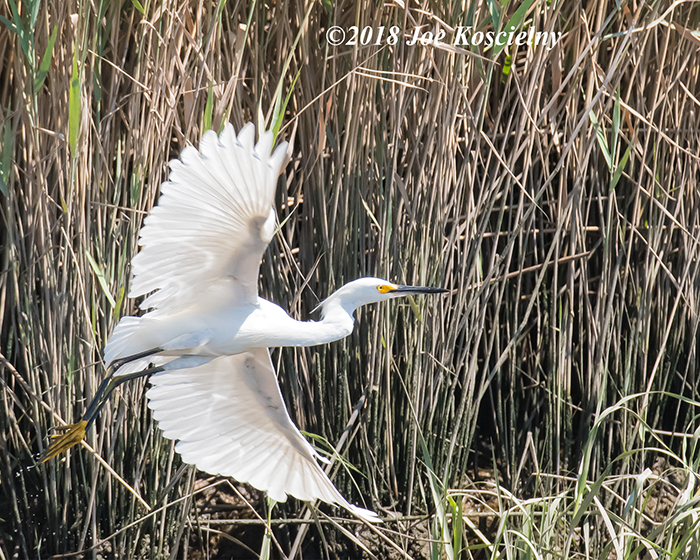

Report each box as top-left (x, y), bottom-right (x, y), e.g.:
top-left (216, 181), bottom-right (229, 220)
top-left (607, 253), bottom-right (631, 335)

top-left (129, 123), bottom-right (288, 311)
top-left (103, 123), bottom-right (379, 522)
top-left (146, 348), bottom-right (379, 523)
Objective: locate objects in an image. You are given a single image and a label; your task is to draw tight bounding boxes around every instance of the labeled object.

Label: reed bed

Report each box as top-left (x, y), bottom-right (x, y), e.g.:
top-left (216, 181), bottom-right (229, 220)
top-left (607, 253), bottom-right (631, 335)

top-left (1, 0), bottom-right (699, 558)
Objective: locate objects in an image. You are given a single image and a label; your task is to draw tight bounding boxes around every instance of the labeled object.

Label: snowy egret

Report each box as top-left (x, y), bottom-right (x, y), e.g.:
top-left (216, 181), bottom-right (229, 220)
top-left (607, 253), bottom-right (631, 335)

top-left (42, 123), bottom-right (447, 522)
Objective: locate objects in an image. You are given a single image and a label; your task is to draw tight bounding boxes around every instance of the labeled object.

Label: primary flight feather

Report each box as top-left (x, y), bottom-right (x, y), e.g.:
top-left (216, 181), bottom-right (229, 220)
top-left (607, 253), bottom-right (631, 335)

top-left (43, 122), bottom-right (447, 523)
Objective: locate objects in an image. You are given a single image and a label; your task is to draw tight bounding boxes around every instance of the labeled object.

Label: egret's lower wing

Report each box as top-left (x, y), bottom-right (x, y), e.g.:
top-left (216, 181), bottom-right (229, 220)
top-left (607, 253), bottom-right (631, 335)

top-left (146, 349), bottom-right (379, 522)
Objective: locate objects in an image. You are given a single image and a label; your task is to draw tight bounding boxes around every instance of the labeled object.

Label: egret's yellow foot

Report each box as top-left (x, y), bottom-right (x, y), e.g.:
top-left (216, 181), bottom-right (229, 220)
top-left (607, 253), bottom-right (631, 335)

top-left (42, 420), bottom-right (88, 462)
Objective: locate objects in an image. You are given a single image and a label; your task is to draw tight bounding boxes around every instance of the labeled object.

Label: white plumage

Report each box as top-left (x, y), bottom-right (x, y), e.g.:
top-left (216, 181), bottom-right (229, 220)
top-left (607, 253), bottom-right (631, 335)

top-left (146, 349), bottom-right (376, 520)
top-left (107, 123), bottom-right (383, 521)
top-left (129, 124), bottom-right (282, 311)
top-left (45, 122), bottom-right (446, 522)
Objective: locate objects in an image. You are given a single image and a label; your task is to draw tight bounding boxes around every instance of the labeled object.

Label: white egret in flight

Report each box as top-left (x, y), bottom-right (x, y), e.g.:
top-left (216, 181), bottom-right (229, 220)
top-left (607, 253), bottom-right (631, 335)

top-left (43, 123), bottom-right (447, 522)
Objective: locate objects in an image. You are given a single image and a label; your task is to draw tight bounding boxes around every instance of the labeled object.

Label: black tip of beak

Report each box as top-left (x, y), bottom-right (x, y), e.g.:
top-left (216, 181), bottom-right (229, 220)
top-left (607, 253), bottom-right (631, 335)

top-left (392, 285), bottom-right (450, 295)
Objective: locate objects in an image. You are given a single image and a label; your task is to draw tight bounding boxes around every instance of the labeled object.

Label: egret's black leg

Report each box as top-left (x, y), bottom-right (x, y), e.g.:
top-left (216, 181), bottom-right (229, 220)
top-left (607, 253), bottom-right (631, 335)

top-left (41, 361), bottom-right (164, 462)
top-left (81, 374), bottom-right (114, 424)
top-left (83, 363), bottom-right (164, 429)
top-left (105, 347), bottom-right (164, 378)
top-left (81, 347), bottom-right (164, 425)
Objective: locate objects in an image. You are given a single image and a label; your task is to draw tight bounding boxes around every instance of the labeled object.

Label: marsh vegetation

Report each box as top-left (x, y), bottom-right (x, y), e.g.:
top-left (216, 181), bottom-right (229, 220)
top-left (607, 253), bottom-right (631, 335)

top-left (1, 0), bottom-right (699, 558)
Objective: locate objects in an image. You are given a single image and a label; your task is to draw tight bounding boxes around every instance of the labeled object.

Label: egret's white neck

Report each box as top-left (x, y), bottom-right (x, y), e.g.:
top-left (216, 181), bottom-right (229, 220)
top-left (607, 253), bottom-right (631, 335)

top-left (254, 296), bottom-right (356, 348)
top-left (289, 285), bottom-right (375, 348)
top-left (276, 299), bottom-right (353, 347)
top-left (318, 296), bottom-right (358, 336)
top-left (261, 283), bottom-right (379, 348)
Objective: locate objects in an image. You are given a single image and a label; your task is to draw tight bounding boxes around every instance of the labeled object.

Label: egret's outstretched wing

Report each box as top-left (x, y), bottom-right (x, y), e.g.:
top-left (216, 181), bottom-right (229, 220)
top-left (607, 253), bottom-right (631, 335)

top-left (146, 348), bottom-right (379, 523)
top-left (129, 123), bottom-right (288, 311)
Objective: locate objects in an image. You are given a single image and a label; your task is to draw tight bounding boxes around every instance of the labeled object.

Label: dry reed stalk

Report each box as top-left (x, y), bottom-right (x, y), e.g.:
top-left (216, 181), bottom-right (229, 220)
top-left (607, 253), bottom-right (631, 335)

top-left (1, 0), bottom-right (698, 558)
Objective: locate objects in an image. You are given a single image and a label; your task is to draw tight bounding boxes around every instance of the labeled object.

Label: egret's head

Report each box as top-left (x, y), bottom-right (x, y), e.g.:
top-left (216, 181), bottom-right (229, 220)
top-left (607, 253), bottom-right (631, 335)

top-left (319, 277), bottom-right (448, 317)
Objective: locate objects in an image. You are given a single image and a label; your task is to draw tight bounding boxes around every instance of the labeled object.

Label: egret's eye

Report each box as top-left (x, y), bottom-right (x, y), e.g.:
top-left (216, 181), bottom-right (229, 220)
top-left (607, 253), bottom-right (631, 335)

top-left (377, 284), bottom-right (395, 294)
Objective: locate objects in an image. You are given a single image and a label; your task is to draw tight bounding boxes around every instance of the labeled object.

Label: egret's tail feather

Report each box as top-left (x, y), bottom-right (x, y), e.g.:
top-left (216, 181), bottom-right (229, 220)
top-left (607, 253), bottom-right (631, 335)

top-left (41, 420), bottom-right (87, 462)
top-left (103, 316), bottom-right (142, 366)
top-left (345, 504), bottom-right (381, 524)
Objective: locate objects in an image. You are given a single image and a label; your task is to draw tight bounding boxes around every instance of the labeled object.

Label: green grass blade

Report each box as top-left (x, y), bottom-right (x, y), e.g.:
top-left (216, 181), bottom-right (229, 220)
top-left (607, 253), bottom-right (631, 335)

top-left (589, 110), bottom-right (611, 170)
top-left (203, 82), bottom-right (214, 132)
top-left (86, 251), bottom-right (116, 309)
top-left (494, 0), bottom-right (535, 57)
top-left (0, 118), bottom-right (13, 196)
top-left (34, 25), bottom-right (58, 92)
top-left (68, 48), bottom-right (81, 157)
